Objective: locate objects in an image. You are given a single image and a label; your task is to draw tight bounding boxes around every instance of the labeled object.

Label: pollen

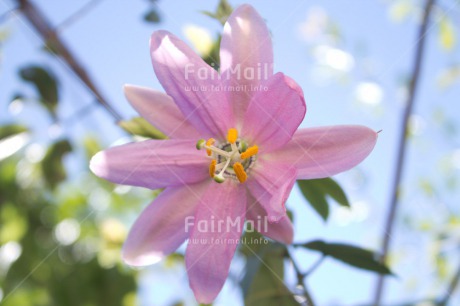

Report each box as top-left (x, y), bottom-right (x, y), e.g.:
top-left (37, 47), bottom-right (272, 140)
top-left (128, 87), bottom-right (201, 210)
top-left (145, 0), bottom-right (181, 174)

top-left (206, 138), bottom-right (215, 156)
top-left (209, 160), bottom-right (216, 178)
top-left (240, 145), bottom-right (258, 159)
top-left (227, 128), bottom-right (238, 144)
top-left (233, 162), bottom-right (247, 183)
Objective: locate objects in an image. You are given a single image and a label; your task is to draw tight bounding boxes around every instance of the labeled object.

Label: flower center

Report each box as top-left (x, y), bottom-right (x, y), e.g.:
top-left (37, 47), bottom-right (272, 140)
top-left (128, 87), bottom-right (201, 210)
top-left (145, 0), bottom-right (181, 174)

top-left (196, 128), bottom-right (258, 183)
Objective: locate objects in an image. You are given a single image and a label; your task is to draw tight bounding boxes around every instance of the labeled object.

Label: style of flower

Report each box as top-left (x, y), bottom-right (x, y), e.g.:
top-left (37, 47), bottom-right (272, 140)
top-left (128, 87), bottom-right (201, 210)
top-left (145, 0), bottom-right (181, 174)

top-left (90, 4), bottom-right (377, 303)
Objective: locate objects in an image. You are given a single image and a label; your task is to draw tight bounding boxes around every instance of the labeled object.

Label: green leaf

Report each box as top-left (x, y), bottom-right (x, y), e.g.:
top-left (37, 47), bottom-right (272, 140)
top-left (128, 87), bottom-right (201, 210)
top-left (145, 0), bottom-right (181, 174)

top-left (119, 117), bottom-right (167, 139)
top-left (297, 178), bottom-right (349, 221)
top-left (0, 124), bottom-right (28, 141)
top-left (299, 240), bottom-right (393, 275)
top-left (202, 0), bottom-right (233, 25)
top-left (143, 9), bottom-right (161, 23)
top-left (242, 243), bottom-right (299, 306)
top-left (19, 65), bottom-right (59, 118)
top-left (41, 139), bottom-right (72, 189)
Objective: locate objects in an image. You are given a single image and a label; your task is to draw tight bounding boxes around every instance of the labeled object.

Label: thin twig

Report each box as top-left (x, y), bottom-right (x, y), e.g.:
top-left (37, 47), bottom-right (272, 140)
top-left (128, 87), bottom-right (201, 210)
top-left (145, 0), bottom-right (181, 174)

top-left (304, 255), bottom-right (325, 277)
top-left (58, 100), bottom-right (99, 126)
top-left (56, 0), bottom-right (105, 32)
top-left (373, 0), bottom-right (436, 304)
top-left (0, 6), bottom-right (18, 24)
top-left (15, 0), bottom-right (123, 122)
top-left (287, 249), bottom-right (316, 306)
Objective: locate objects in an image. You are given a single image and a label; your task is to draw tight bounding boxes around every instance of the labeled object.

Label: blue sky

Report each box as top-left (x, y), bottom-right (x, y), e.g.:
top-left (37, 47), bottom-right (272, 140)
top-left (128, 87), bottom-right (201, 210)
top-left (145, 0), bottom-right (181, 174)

top-left (1, 0), bottom-right (460, 305)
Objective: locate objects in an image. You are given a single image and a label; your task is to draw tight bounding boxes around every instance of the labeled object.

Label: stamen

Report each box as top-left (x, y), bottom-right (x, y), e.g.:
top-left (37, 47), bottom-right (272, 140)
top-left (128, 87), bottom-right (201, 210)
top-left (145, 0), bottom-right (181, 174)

top-left (241, 145), bottom-right (258, 159)
top-left (227, 128), bottom-right (238, 144)
top-left (233, 162), bottom-right (247, 183)
top-left (206, 138), bottom-right (215, 156)
top-left (209, 160), bottom-right (216, 178)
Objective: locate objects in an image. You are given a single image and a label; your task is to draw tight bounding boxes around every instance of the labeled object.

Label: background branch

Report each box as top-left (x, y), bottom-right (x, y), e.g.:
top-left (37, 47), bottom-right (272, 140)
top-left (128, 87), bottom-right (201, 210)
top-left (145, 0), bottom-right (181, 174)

top-left (373, 0), bottom-right (436, 304)
top-left (16, 0), bottom-right (123, 122)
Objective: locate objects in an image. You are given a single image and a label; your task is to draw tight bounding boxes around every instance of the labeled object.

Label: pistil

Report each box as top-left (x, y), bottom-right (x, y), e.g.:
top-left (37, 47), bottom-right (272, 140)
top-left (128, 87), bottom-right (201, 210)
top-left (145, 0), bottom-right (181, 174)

top-left (196, 128), bottom-right (257, 184)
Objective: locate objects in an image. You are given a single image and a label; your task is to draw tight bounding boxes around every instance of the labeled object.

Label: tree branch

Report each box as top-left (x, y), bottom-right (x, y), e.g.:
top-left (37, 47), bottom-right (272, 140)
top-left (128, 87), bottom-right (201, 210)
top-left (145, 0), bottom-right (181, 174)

top-left (373, 0), bottom-right (436, 304)
top-left (16, 0), bottom-right (123, 122)
top-left (287, 249), bottom-right (316, 306)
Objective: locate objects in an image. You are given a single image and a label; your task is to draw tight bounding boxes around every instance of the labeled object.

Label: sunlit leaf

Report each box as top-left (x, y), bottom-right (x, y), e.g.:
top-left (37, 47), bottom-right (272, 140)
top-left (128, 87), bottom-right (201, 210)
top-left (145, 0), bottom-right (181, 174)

top-left (119, 117), bottom-right (167, 139)
top-left (0, 124), bottom-right (28, 140)
top-left (437, 65), bottom-right (460, 89)
top-left (41, 139), bottom-right (72, 189)
top-left (439, 17), bottom-right (456, 51)
top-left (297, 178), bottom-right (350, 221)
top-left (389, 1), bottom-right (414, 22)
top-left (0, 124), bottom-right (30, 161)
top-left (419, 178), bottom-right (435, 197)
top-left (299, 240), bottom-right (393, 275)
top-left (19, 65), bottom-right (59, 118)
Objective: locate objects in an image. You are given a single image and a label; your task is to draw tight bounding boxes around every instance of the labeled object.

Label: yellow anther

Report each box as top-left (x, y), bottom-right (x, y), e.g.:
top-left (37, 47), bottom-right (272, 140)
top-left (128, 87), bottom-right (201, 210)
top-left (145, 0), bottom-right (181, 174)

top-left (209, 160), bottom-right (216, 178)
top-left (206, 138), bottom-right (215, 156)
top-left (233, 162), bottom-right (247, 183)
top-left (240, 145), bottom-right (258, 159)
top-left (227, 128), bottom-right (238, 144)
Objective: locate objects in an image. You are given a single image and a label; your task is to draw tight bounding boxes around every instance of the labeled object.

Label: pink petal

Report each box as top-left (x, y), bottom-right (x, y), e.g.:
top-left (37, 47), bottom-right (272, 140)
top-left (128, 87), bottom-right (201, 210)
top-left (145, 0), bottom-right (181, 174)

top-left (124, 84), bottom-right (200, 139)
top-left (90, 139), bottom-right (208, 189)
top-left (246, 193), bottom-right (293, 244)
top-left (185, 182), bottom-right (246, 303)
top-left (242, 73), bottom-right (306, 152)
top-left (246, 159), bottom-right (297, 222)
top-left (122, 181), bottom-right (210, 266)
top-left (150, 30), bottom-right (234, 139)
top-left (220, 4), bottom-right (273, 126)
top-left (266, 125), bottom-right (378, 179)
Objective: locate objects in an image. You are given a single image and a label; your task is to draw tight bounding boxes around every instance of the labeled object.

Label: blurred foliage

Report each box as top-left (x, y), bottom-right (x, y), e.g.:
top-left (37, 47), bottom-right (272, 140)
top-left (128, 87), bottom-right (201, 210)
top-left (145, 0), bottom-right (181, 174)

top-left (19, 65), bottom-right (59, 119)
top-left (297, 178), bottom-right (350, 221)
top-left (144, 9), bottom-right (161, 23)
top-left (199, 0), bottom-right (234, 69)
top-left (202, 0), bottom-right (233, 26)
top-left (143, 0), bottom-right (161, 23)
top-left (41, 139), bottom-right (72, 189)
top-left (0, 134), bottom-right (148, 305)
top-left (202, 36), bottom-right (221, 70)
top-left (437, 65), bottom-right (460, 89)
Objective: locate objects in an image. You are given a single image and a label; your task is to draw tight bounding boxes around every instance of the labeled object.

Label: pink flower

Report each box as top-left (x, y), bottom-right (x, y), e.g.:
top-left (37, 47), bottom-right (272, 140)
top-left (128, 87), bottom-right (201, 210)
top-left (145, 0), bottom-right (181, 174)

top-left (90, 4), bottom-right (377, 303)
